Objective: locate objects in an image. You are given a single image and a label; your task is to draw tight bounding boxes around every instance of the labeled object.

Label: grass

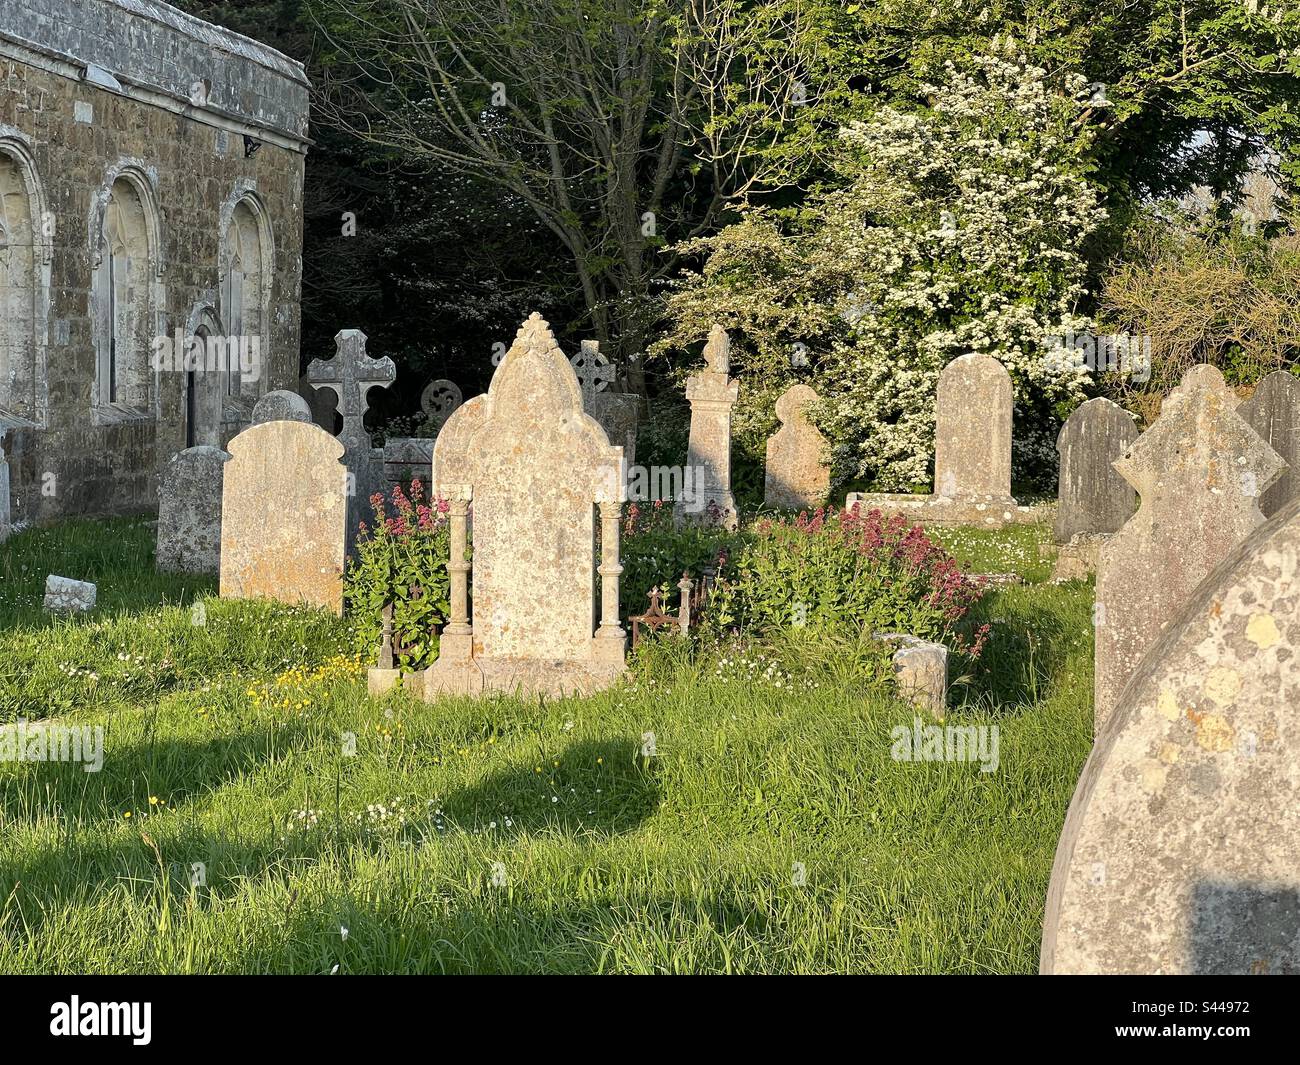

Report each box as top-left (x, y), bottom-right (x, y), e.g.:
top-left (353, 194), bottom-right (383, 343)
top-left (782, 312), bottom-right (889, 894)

top-left (0, 518), bottom-right (1093, 974)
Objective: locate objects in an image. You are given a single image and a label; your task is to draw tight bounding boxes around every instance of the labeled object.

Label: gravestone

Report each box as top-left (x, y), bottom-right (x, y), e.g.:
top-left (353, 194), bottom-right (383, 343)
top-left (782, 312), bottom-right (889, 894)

top-left (764, 383), bottom-right (830, 510)
top-left (0, 441), bottom-right (9, 542)
top-left (382, 437), bottom-right (434, 493)
top-left (1054, 398), bottom-right (1138, 543)
top-left (219, 421), bottom-right (348, 614)
top-left (156, 445), bottom-right (229, 574)
top-left (1044, 494), bottom-right (1300, 974)
top-left (305, 329), bottom-right (395, 551)
top-left (1239, 370), bottom-right (1300, 519)
top-left (420, 312), bottom-right (626, 698)
top-left (252, 389), bottom-right (312, 425)
top-left (420, 379), bottom-right (462, 432)
top-left (44, 575), bottom-right (95, 612)
top-left (676, 325), bottom-right (739, 529)
top-left (1094, 365), bottom-right (1283, 731)
top-left (933, 353), bottom-right (1014, 502)
top-left (574, 340), bottom-right (640, 468)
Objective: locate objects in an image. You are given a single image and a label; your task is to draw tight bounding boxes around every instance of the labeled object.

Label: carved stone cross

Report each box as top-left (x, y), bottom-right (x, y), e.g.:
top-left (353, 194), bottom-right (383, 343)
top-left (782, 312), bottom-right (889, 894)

top-left (307, 329), bottom-right (396, 461)
top-left (571, 339), bottom-right (614, 398)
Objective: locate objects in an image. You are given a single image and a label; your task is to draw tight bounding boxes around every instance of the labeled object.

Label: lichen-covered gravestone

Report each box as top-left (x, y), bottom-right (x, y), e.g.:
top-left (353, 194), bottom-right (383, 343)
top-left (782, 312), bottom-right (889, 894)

top-left (677, 325), bottom-right (739, 529)
top-left (420, 313), bottom-right (627, 698)
top-left (1043, 494), bottom-right (1300, 974)
top-left (1054, 398), bottom-right (1138, 543)
top-left (933, 353), bottom-right (1015, 503)
top-left (1094, 365), bottom-right (1283, 732)
top-left (156, 445), bottom-right (230, 574)
top-left (764, 384), bottom-right (830, 510)
top-left (219, 421), bottom-right (348, 614)
top-left (420, 379), bottom-right (463, 433)
top-left (1239, 370), bottom-right (1300, 519)
top-left (252, 389), bottom-right (312, 425)
top-left (305, 329), bottom-right (396, 552)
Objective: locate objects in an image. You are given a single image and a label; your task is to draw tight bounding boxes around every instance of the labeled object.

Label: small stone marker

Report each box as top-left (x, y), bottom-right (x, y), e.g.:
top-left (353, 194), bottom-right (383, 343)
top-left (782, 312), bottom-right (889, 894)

top-left (1054, 397), bottom-right (1138, 543)
top-left (157, 445), bottom-right (230, 574)
top-left (933, 353), bottom-right (1014, 503)
top-left (877, 633), bottom-right (948, 720)
top-left (1043, 494), bottom-right (1300, 974)
top-left (420, 378), bottom-right (462, 432)
top-left (677, 325), bottom-right (739, 529)
top-left (1094, 365), bottom-right (1284, 731)
top-left (306, 329), bottom-right (396, 549)
top-left (252, 389), bottom-right (312, 425)
top-left (44, 575), bottom-right (96, 612)
top-left (1239, 370), bottom-right (1300, 519)
top-left (381, 437), bottom-right (434, 492)
top-left (219, 421), bottom-right (347, 614)
top-left (423, 312), bottom-right (626, 698)
top-left (764, 383), bottom-right (830, 510)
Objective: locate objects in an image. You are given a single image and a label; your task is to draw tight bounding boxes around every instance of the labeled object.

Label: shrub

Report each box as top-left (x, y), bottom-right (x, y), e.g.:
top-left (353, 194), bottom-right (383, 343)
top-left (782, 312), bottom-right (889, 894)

top-left (708, 506), bottom-right (989, 655)
top-left (344, 480), bottom-right (451, 670)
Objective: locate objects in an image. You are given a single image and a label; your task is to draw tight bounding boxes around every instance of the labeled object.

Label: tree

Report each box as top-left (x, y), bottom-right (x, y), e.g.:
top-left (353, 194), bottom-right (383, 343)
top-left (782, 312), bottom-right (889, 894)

top-left (657, 45), bottom-right (1106, 490)
top-left (308, 0), bottom-right (833, 393)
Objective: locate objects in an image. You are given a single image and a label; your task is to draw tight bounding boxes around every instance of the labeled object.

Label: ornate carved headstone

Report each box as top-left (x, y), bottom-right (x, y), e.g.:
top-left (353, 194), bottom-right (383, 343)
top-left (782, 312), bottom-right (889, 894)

top-left (419, 378), bottom-right (463, 432)
top-left (306, 329), bottom-right (395, 551)
top-left (1094, 365), bottom-right (1284, 731)
top-left (570, 339), bottom-right (614, 399)
top-left (677, 324), bottom-right (739, 529)
top-left (575, 340), bottom-right (640, 468)
top-left (157, 445), bottom-right (229, 574)
top-left (219, 421), bottom-right (347, 614)
top-left (419, 313), bottom-right (626, 698)
top-left (764, 384), bottom-right (830, 510)
top-left (934, 353), bottom-right (1014, 502)
top-left (1239, 370), bottom-right (1300, 519)
top-left (1044, 494), bottom-right (1300, 974)
top-left (1054, 397), bottom-right (1138, 543)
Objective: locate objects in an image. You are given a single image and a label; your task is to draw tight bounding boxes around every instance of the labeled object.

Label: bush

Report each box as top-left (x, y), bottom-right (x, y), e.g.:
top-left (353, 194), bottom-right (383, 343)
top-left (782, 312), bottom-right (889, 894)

top-left (344, 481), bottom-right (451, 670)
top-left (708, 506), bottom-right (989, 655)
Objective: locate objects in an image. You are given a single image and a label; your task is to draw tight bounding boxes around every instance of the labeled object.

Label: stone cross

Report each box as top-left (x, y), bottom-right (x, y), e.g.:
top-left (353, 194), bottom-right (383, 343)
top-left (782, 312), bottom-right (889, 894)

top-left (307, 329), bottom-right (396, 464)
top-left (1239, 369), bottom-right (1300, 519)
top-left (1094, 364), bottom-right (1284, 732)
top-left (421, 312), bottom-right (627, 699)
top-left (1054, 397), bottom-right (1138, 543)
top-left (306, 329), bottom-right (396, 549)
top-left (1044, 494), bottom-right (1300, 974)
top-left (933, 353), bottom-right (1015, 502)
top-left (764, 383), bottom-right (830, 510)
top-left (571, 339), bottom-right (614, 398)
top-left (677, 324), bottom-right (739, 529)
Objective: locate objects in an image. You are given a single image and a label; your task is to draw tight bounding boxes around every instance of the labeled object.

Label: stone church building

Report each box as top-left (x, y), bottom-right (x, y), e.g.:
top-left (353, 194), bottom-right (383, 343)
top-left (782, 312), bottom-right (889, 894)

top-left (0, 0), bottom-right (309, 525)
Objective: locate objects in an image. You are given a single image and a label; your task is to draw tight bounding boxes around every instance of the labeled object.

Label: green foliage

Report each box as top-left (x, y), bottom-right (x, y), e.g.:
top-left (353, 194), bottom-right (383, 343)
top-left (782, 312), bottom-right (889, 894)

top-left (709, 507), bottom-right (989, 659)
top-left (344, 483), bottom-right (451, 670)
top-left (619, 502), bottom-right (737, 619)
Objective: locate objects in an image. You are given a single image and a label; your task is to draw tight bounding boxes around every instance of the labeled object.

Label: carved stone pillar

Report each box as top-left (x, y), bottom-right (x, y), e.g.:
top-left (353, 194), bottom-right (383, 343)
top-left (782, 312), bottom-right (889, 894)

top-left (593, 500), bottom-right (626, 662)
top-left (444, 497), bottom-right (471, 640)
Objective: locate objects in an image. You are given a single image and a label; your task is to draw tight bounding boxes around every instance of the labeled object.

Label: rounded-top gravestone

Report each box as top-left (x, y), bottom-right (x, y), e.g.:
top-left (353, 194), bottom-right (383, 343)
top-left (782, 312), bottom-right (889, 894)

top-left (252, 389), bottom-right (313, 425)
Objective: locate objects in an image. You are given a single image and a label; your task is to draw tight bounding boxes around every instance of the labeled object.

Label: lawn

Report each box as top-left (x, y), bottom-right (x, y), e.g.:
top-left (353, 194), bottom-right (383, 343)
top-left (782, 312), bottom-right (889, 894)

top-left (0, 517), bottom-right (1093, 974)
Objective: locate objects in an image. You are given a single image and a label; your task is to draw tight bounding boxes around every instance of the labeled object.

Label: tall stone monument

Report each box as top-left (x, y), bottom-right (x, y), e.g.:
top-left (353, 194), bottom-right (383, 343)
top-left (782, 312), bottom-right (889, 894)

top-left (764, 383), bottom-right (830, 510)
top-left (1094, 365), bottom-right (1284, 731)
top-left (1239, 369), bottom-right (1300, 519)
top-left (418, 313), bottom-right (627, 698)
top-left (677, 325), bottom-right (739, 529)
top-left (1044, 494), bottom-right (1300, 974)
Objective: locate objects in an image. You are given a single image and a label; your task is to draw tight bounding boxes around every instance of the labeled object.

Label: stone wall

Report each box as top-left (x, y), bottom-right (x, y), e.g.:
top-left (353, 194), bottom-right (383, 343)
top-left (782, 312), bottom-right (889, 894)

top-left (0, 0), bottom-right (308, 522)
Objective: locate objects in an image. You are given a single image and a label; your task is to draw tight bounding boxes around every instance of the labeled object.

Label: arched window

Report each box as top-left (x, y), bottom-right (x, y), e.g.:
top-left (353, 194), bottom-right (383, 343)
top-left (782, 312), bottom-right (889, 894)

top-left (93, 170), bottom-right (159, 416)
top-left (0, 141), bottom-right (47, 423)
top-left (220, 196), bottom-right (270, 402)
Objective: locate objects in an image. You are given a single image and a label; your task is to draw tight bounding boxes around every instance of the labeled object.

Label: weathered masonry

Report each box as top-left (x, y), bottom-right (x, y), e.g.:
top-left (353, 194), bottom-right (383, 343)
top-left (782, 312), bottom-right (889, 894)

top-left (0, 0), bottom-right (309, 522)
